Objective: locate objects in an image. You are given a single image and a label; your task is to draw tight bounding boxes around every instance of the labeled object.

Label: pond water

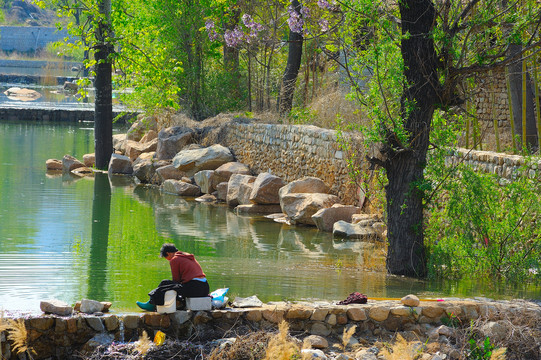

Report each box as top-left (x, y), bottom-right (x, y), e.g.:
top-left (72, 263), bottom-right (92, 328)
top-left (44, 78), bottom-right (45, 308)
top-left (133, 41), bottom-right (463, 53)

top-left (0, 120), bottom-right (540, 314)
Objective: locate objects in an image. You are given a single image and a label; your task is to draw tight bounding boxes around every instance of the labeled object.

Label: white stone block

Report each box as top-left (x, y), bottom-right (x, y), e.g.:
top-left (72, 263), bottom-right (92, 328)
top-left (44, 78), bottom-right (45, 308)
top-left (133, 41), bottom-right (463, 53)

top-left (186, 297), bottom-right (212, 311)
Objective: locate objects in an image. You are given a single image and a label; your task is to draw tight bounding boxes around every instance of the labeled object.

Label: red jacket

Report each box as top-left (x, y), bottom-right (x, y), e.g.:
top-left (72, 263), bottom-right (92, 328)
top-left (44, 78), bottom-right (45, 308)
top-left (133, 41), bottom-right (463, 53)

top-left (169, 251), bottom-right (206, 284)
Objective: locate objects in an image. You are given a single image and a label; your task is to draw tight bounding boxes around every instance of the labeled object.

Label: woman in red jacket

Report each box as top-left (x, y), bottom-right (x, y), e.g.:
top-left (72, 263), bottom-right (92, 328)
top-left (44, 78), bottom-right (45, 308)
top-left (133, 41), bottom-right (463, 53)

top-left (137, 243), bottom-right (210, 311)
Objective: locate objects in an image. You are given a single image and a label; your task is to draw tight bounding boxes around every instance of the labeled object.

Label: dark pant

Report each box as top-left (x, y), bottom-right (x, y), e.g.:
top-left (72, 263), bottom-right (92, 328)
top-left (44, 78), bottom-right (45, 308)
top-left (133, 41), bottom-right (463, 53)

top-left (178, 280), bottom-right (210, 298)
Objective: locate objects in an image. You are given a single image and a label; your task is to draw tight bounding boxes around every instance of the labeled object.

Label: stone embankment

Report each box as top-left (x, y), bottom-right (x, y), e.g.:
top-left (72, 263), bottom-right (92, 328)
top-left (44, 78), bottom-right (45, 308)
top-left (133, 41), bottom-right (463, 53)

top-left (1, 297), bottom-right (540, 359)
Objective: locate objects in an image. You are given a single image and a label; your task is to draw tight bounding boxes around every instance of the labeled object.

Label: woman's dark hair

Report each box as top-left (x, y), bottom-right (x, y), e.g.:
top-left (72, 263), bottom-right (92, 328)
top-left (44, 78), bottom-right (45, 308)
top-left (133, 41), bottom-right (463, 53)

top-left (160, 243), bottom-right (178, 257)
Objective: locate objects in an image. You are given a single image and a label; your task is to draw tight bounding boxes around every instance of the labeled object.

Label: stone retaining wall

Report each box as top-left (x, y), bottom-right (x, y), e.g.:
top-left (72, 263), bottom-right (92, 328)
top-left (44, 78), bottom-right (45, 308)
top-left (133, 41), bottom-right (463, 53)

top-left (448, 147), bottom-right (541, 180)
top-left (1, 299), bottom-right (539, 359)
top-left (209, 122), bottom-right (539, 206)
top-left (219, 123), bottom-right (362, 205)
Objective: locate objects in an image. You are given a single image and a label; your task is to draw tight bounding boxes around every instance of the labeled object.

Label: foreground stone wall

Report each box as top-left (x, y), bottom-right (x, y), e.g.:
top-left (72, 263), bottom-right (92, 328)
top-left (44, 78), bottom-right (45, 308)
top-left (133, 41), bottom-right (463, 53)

top-left (219, 123), bottom-right (362, 205)
top-left (2, 299), bottom-right (539, 359)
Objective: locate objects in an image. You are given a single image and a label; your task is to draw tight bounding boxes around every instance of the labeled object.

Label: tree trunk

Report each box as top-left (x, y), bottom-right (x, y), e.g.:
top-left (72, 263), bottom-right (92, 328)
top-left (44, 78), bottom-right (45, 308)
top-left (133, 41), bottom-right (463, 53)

top-left (279, 0), bottom-right (303, 116)
top-left (507, 44), bottom-right (539, 151)
top-left (382, 0), bottom-right (440, 277)
top-left (94, 0), bottom-right (113, 170)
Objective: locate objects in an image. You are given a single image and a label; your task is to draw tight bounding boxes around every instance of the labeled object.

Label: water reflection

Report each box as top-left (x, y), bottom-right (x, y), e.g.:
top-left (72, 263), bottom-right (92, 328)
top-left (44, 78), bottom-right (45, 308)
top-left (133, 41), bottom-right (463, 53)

top-left (88, 172), bottom-right (111, 301)
top-left (0, 120), bottom-right (540, 314)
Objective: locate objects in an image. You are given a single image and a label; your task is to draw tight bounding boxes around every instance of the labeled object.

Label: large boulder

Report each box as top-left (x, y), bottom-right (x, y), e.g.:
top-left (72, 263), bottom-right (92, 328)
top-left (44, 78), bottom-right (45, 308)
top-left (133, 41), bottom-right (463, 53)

top-left (113, 133), bottom-right (127, 154)
top-left (333, 220), bottom-right (380, 241)
top-left (173, 144), bottom-right (234, 177)
top-left (215, 182), bottom-right (228, 201)
top-left (46, 159), bottom-right (62, 171)
top-left (62, 155), bottom-right (85, 173)
top-left (125, 138), bottom-right (158, 161)
top-left (278, 176), bottom-right (330, 200)
top-left (226, 174), bottom-right (256, 207)
top-left (83, 153), bottom-right (95, 168)
top-left (281, 193), bottom-right (340, 225)
top-left (194, 170), bottom-right (216, 194)
top-left (161, 179), bottom-right (201, 196)
top-left (156, 164), bottom-right (185, 182)
top-left (311, 204), bottom-right (362, 232)
top-left (108, 154), bottom-right (133, 175)
top-left (140, 129), bottom-right (158, 143)
top-left (126, 115), bottom-right (158, 141)
top-left (213, 162), bottom-right (251, 185)
top-left (249, 173), bottom-right (286, 205)
top-left (133, 158), bottom-right (169, 184)
top-left (156, 126), bottom-right (195, 160)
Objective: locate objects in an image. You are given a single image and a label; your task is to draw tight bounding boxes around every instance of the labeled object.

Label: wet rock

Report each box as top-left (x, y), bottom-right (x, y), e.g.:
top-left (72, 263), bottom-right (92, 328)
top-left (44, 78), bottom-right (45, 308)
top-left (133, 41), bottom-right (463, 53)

top-left (401, 294), bottom-right (420, 307)
top-left (278, 176), bottom-right (330, 198)
top-left (304, 335), bottom-right (329, 349)
top-left (281, 193), bottom-right (340, 225)
top-left (40, 299), bottom-right (73, 316)
top-left (80, 299), bottom-right (105, 314)
top-left (104, 316), bottom-right (119, 331)
top-left (173, 144), bottom-right (233, 177)
top-left (63, 81), bottom-right (78, 92)
top-left (86, 317), bottom-right (105, 332)
top-left (108, 154), bottom-right (133, 175)
top-left (121, 314), bottom-right (140, 329)
top-left (226, 174), bottom-right (256, 207)
top-left (235, 204), bottom-right (283, 215)
top-left (156, 126), bottom-right (195, 160)
top-left (62, 154), bottom-right (85, 173)
top-left (311, 204), bottom-right (362, 232)
top-left (333, 221), bottom-right (380, 241)
top-left (83, 153), bottom-right (95, 168)
top-left (161, 179), bottom-right (201, 196)
top-left (72, 167), bottom-right (93, 176)
top-left (46, 158), bottom-right (63, 171)
top-left (249, 172), bottom-right (286, 204)
top-left (195, 193), bottom-right (217, 202)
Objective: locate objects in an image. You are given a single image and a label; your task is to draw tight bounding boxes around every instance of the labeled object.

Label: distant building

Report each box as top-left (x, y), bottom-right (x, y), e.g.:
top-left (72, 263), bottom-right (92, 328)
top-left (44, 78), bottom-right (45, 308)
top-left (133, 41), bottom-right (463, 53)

top-left (0, 26), bottom-right (71, 53)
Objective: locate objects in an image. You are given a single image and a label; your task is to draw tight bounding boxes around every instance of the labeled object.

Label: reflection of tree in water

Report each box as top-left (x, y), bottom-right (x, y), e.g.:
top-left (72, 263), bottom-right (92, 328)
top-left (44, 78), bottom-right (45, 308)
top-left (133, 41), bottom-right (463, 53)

top-left (88, 172), bottom-right (111, 301)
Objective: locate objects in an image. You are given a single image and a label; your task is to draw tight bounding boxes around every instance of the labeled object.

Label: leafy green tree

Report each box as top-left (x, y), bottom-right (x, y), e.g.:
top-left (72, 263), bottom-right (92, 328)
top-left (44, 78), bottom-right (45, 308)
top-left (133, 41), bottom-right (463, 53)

top-left (335, 0), bottom-right (541, 276)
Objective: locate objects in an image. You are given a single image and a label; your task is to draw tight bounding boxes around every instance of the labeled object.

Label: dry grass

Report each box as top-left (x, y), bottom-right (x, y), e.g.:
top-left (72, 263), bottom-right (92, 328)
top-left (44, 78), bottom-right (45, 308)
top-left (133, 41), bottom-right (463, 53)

top-left (264, 321), bottom-right (301, 360)
top-left (341, 325), bottom-right (357, 350)
top-left (208, 331), bottom-right (272, 360)
top-left (379, 334), bottom-right (420, 360)
top-left (134, 330), bottom-right (153, 356)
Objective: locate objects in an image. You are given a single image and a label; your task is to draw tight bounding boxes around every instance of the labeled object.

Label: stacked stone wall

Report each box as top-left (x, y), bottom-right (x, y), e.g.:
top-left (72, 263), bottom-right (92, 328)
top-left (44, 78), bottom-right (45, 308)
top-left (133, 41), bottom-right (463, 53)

top-left (1, 299), bottom-right (539, 359)
top-left (220, 123), bottom-right (362, 205)
top-left (448, 147), bottom-right (541, 180)
top-left (472, 68), bottom-right (515, 150)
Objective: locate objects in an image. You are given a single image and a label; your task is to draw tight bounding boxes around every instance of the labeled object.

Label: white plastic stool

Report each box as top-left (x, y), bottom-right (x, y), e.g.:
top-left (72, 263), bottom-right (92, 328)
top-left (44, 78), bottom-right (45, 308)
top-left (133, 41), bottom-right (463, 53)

top-left (156, 290), bottom-right (177, 314)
